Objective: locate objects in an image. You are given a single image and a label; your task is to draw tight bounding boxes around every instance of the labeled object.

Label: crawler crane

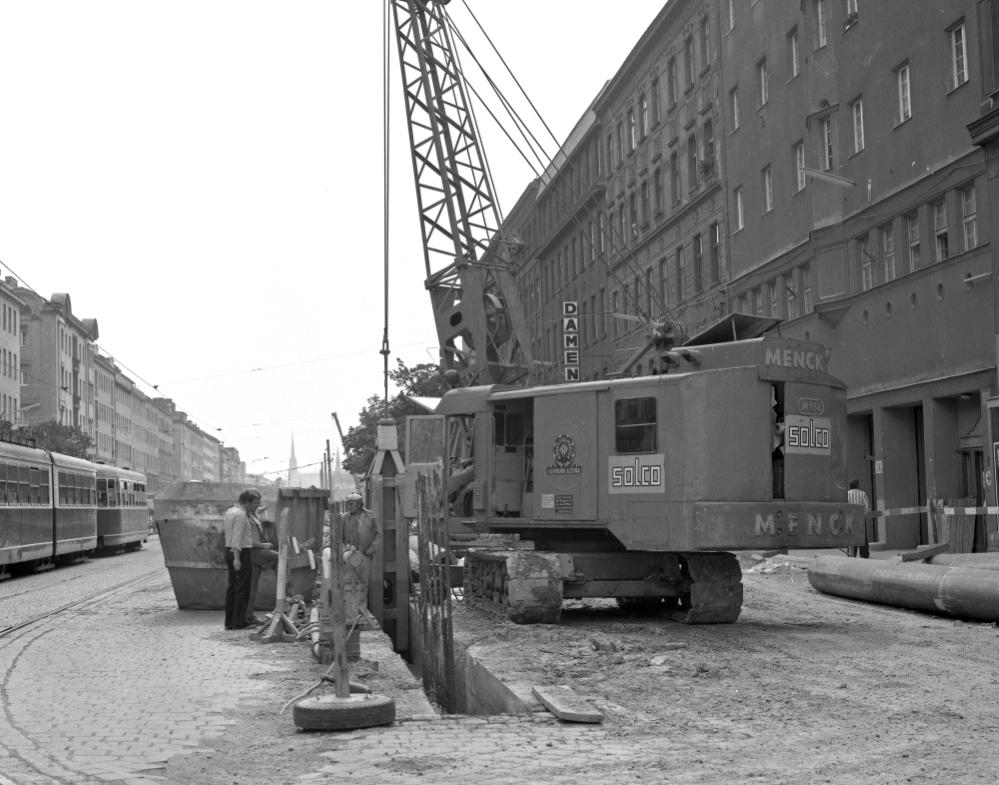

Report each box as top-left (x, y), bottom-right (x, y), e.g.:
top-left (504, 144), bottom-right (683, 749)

top-left (390, 0), bottom-right (864, 623)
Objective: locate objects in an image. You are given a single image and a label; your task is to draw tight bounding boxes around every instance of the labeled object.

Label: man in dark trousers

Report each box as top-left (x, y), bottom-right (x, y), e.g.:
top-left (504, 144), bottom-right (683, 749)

top-left (223, 488), bottom-right (261, 630)
top-left (848, 479), bottom-right (872, 558)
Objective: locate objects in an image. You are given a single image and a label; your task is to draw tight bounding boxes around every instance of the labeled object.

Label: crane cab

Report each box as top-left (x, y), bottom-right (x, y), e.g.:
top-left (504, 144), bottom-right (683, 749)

top-left (424, 332), bottom-right (863, 554)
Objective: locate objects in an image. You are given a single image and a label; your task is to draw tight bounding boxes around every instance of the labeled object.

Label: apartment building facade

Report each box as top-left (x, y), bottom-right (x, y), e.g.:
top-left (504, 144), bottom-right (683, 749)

top-left (11, 285), bottom-right (236, 492)
top-left (504, 0), bottom-right (997, 550)
top-left (722, 0), bottom-right (992, 550)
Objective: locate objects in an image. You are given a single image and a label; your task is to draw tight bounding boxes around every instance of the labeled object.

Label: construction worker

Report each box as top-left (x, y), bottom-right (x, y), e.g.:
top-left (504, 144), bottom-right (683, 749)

top-left (848, 479), bottom-right (872, 558)
top-left (336, 492), bottom-right (382, 609)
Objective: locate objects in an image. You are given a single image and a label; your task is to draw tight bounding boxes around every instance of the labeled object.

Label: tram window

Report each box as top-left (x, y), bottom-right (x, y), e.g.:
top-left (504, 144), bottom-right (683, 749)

top-left (615, 397), bottom-right (658, 454)
top-left (0, 463), bottom-right (6, 504)
top-left (40, 471), bottom-right (50, 504)
top-left (9, 466), bottom-right (19, 505)
top-left (19, 465), bottom-right (29, 505)
top-left (58, 472), bottom-right (66, 505)
top-left (91, 476), bottom-right (96, 506)
top-left (108, 479), bottom-right (118, 507)
top-left (98, 478), bottom-right (108, 507)
top-left (29, 467), bottom-right (40, 505)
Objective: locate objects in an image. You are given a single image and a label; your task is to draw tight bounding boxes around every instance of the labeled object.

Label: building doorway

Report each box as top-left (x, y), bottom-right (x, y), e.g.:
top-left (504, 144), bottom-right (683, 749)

top-left (960, 449), bottom-right (986, 552)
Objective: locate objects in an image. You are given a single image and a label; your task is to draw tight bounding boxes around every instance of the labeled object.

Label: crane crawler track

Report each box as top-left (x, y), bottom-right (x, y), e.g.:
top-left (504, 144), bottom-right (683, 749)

top-left (464, 549), bottom-right (743, 625)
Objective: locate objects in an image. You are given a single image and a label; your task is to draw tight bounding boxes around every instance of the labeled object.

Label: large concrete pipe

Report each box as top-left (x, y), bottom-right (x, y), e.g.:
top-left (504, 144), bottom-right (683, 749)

top-left (927, 553), bottom-right (999, 572)
top-left (808, 556), bottom-right (999, 622)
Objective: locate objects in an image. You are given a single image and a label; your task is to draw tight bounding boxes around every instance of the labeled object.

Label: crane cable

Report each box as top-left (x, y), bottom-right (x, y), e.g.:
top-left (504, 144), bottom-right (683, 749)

top-left (442, 8), bottom-right (672, 331)
top-left (381, 0), bottom-right (391, 409)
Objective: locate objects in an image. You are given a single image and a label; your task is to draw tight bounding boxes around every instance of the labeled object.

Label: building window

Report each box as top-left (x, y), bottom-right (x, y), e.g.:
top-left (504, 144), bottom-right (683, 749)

top-left (803, 265), bottom-right (813, 313)
top-left (588, 221), bottom-right (595, 262)
top-left (907, 213), bottom-right (921, 270)
top-left (693, 234), bottom-right (703, 292)
top-left (670, 151), bottom-right (679, 203)
top-left (599, 212), bottom-right (606, 254)
top-left (787, 274), bottom-right (798, 320)
top-left (952, 22), bottom-right (968, 88)
top-left (757, 58), bottom-right (768, 106)
top-left (675, 246), bottom-right (685, 301)
top-left (847, 0), bottom-right (858, 13)
top-left (734, 186), bottom-right (744, 230)
top-left (934, 201), bottom-right (948, 261)
top-left (728, 0), bottom-right (735, 31)
top-left (685, 37), bottom-right (695, 87)
top-left (709, 222), bottom-right (720, 284)
top-left (963, 185), bottom-right (977, 250)
top-left (769, 280), bottom-right (779, 317)
top-left (640, 180), bottom-right (649, 225)
top-left (817, 0), bottom-right (827, 47)
top-left (668, 59), bottom-right (678, 106)
top-left (789, 29), bottom-right (800, 77)
top-left (651, 77), bottom-right (660, 125)
top-left (730, 86), bottom-right (740, 131)
top-left (700, 16), bottom-right (710, 71)
top-left (821, 118), bottom-right (833, 171)
top-left (852, 99), bottom-right (864, 153)
top-left (629, 192), bottom-right (638, 238)
top-left (619, 204), bottom-right (626, 247)
top-left (616, 122), bottom-right (624, 166)
top-left (883, 224), bottom-right (896, 281)
top-left (762, 166), bottom-right (774, 213)
top-left (795, 142), bottom-right (806, 191)
top-left (606, 134), bottom-right (613, 176)
top-left (639, 94), bottom-right (647, 138)
top-left (859, 235), bottom-right (874, 291)
top-left (612, 291), bottom-right (620, 338)
top-left (600, 288), bottom-right (607, 335)
top-left (654, 167), bottom-right (663, 214)
top-left (754, 287), bottom-right (764, 316)
top-left (897, 64), bottom-right (911, 123)
top-left (703, 120), bottom-right (715, 177)
top-left (628, 109), bottom-right (636, 152)
top-left (687, 134), bottom-right (699, 191)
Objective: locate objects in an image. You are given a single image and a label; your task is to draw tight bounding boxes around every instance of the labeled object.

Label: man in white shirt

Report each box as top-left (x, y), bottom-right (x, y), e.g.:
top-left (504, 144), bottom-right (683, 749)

top-left (223, 488), bottom-right (261, 630)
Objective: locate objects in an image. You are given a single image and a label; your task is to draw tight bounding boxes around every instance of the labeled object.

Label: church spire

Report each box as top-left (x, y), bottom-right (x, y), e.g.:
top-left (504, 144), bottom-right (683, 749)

top-left (289, 434), bottom-right (298, 484)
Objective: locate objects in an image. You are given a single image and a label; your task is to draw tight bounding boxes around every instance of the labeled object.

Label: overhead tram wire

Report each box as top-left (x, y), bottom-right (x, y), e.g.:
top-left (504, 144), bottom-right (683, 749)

top-left (442, 9), bottom-right (670, 327)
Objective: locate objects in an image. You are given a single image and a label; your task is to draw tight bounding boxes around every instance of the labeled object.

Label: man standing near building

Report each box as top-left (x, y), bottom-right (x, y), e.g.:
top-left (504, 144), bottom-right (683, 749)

top-left (223, 488), bottom-right (261, 630)
top-left (848, 479), bottom-right (872, 559)
top-left (337, 492), bottom-right (382, 610)
top-left (246, 502), bottom-right (278, 626)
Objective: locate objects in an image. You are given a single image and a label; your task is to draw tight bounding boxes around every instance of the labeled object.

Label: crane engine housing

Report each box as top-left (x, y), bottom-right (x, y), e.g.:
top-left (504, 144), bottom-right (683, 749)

top-left (411, 330), bottom-right (864, 624)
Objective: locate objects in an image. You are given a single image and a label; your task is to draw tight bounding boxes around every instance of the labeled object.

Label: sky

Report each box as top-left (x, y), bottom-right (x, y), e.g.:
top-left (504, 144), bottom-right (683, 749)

top-left (0, 0), bottom-right (666, 480)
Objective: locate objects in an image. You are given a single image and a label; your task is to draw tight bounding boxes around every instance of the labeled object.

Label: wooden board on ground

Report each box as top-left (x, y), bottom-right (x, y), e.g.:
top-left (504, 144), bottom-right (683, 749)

top-left (532, 685), bottom-right (603, 723)
top-left (899, 543), bottom-right (950, 562)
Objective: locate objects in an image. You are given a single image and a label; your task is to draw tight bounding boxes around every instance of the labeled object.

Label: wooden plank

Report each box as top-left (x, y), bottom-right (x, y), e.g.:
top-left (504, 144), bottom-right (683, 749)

top-left (531, 685), bottom-right (603, 724)
top-left (899, 543), bottom-right (950, 561)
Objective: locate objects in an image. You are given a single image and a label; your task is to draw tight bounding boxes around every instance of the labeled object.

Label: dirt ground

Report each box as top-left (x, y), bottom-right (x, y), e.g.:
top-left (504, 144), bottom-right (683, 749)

top-left (449, 554), bottom-right (999, 782)
top-left (165, 555), bottom-right (999, 784)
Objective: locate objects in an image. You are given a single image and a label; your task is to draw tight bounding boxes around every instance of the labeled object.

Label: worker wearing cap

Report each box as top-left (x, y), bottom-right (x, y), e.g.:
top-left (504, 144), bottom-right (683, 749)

top-left (336, 492), bottom-right (382, 609)
top-left (246, 503), bottom-right (279, 625)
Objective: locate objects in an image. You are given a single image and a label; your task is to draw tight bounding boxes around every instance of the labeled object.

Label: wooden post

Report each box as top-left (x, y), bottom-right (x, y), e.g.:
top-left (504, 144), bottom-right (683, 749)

top-left (330, 476), bottom-right (350, 697)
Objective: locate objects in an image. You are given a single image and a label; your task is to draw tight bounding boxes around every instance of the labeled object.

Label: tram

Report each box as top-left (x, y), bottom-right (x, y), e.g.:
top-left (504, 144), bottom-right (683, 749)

top-left (96, 465), bottom-right (148, 551)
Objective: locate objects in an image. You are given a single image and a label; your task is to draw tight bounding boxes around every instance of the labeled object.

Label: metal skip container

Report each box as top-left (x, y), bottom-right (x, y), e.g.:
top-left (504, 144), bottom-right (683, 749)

top-left (154, 482), bottom-right (326, 610)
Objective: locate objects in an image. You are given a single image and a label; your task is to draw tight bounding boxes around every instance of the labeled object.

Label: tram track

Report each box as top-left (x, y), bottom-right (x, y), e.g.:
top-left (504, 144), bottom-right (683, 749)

top-left (0, 572), bottom-right (155, 641)
top-left (0, 558), bottom-right (134, 603)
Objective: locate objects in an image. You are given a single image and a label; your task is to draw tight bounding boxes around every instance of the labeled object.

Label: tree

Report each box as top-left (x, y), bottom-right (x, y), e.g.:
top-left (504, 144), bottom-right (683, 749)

top-left (17, 420), bottom-right (95, 459)
top-left (341, 360), bottom-right (447, 474)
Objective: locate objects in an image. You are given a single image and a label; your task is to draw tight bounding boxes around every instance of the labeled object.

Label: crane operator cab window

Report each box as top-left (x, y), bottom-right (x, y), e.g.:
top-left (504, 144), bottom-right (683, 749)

top-left (615, 397), bottom-right (658, 453)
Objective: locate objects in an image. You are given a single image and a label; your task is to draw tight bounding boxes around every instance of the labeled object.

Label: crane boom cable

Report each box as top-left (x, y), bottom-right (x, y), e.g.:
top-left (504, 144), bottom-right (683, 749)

top-left (443, 9), bottom-right (672, 327)
top-left (443, 10), bottom-right (670, 327)
top-left (382, 0), bottom-right (392, 409)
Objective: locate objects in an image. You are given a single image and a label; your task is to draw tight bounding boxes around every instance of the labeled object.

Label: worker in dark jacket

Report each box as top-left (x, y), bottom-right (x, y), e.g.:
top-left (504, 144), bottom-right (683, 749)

top-left (336, 492), bottom-right (382, 610)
